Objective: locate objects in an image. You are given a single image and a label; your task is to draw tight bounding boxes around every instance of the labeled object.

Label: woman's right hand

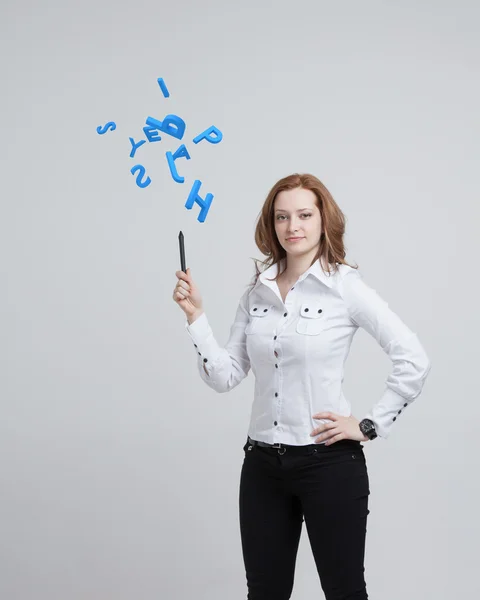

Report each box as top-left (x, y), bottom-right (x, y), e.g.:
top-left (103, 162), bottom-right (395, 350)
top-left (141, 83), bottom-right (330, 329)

top-left (173, 268), bottom-right (204, 321)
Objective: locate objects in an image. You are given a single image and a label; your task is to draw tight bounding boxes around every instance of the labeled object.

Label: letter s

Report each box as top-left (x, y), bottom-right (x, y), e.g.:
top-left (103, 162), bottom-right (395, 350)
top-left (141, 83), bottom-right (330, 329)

top-left (96, 121), bottom-right (117, 135)
top-left (130, 164), bottom-right (152, 188)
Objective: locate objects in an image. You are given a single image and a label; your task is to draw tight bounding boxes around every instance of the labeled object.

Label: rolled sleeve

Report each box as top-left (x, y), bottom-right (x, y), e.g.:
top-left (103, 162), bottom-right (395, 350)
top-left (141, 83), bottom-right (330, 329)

top-left (341, 270), bottom-right (432, 439)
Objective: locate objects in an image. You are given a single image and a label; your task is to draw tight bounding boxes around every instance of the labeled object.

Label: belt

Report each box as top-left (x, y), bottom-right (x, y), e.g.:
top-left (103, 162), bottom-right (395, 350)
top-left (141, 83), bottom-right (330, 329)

top-left (248, 435), bottom-right (291, 449)
top-left (247, 436), bottom-right (361, 454)
top-left (247, 435), bottom-right (322, 455)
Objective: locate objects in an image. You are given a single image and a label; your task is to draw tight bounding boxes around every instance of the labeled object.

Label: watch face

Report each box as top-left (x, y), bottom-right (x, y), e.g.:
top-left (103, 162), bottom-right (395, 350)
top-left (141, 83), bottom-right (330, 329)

top-left (360, 419), bottom-right (375, 435)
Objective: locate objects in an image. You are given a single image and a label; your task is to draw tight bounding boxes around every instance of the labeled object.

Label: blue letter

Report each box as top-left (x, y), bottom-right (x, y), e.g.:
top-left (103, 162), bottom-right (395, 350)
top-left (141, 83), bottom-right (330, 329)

top-left (193, 125), bottom-right (223, 145)
top-left (171, 145), bottom-right (190, 161)
top-left (97, 121), bottom-right (116, 135)
top-left (185, 180), bottom-right (214, 223)
top-left (166, 144), bottom-right (191, 184)
top-left (129, 137), bottom-right (146, 158)
top-left (146, 114), bottom-right (186, 140)
top-left (157, 78), bottom-right (170, 98)
top-left (130, 165), bottom-right (151, 188)
top-left (143, 126), bottom-right (162, 143)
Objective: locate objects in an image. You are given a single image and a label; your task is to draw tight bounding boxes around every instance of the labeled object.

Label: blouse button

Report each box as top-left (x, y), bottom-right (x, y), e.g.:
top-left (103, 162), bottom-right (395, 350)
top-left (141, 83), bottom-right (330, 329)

top-left (203, 358), bottom-right (208, 363)
top-left (393, 417), bottom-right (397, 421)
top-left (283, 312), bottom-right (287, 317)
top-left (275, 364), bottom-right (278, 368)
top-left (304, 308), bottom-right (309, 312)
top-left (274, 336), bottom-right (277, 340)
top-left (404, 403), bottom-right (408, 407)
top-left (274, 421), bottom-right (278, 426)
top-left (318, 309), bottom-right (322, 313)
top-left (198, 352), bottom-right (201, 356)
top-left (275, 393), bottom-right (278, 397)
top-left (253, 307), bottom-right (258, 311)
top-left (194, 344), bottom-right (198, 348)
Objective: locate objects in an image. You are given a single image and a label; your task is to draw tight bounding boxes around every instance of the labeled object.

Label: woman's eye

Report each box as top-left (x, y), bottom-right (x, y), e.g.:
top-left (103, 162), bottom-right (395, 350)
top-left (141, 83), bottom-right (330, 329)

top-left (276, 214), bottom-right (311, 220)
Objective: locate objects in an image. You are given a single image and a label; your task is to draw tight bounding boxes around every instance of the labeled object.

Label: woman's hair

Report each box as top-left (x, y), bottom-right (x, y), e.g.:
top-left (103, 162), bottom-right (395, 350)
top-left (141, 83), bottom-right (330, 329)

top-left (248, 173), bottom-right (358, 288)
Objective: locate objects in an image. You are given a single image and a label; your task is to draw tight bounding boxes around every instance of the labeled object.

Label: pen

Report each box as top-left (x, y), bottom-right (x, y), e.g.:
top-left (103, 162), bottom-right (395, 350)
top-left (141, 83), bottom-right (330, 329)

top-left (178, 231), bottom-right (186, 273)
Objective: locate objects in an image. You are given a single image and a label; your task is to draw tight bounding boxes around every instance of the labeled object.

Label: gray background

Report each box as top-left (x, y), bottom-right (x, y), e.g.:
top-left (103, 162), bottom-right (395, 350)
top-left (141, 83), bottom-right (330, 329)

top-left (1, 0), bottom-right (479, 598)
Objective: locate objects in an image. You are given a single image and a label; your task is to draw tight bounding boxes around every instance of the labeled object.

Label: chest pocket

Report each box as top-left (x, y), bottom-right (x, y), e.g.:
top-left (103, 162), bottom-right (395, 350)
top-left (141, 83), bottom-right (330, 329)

top-left (296, 302), bottom-right (327, 335)
top-left (245, 303), bottom-right (275, 334)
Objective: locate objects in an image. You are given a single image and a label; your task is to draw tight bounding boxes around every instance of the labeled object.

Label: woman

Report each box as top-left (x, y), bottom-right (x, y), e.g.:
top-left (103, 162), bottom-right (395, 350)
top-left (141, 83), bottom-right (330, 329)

top-left (173, 173), bottom-right (431, 600)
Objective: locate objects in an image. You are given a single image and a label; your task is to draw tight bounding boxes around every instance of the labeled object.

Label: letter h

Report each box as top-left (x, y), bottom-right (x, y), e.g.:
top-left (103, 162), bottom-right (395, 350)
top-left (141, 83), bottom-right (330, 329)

top-left (185, 180), bottom-right (214, 223)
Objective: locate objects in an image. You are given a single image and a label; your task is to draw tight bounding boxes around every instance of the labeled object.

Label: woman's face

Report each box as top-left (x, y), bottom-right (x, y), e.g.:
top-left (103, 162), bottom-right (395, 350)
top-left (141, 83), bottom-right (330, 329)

top-left (273, 187), bottom-right (322, 257)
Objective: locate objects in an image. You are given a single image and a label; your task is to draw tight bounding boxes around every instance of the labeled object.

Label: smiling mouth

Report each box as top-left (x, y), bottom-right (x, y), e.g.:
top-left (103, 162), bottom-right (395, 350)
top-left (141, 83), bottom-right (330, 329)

top-left (287, 237), bottom-right (304, 241)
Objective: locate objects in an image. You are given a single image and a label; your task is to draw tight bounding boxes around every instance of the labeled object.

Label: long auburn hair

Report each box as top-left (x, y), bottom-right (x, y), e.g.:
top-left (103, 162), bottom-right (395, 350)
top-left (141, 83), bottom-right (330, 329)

top-left (248, 173), bottom-right (358, 288)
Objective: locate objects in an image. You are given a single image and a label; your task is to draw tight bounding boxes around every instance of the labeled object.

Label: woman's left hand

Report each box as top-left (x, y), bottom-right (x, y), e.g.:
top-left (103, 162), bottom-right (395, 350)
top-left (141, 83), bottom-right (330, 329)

top-left (311, 412), bottom-right (369, 445)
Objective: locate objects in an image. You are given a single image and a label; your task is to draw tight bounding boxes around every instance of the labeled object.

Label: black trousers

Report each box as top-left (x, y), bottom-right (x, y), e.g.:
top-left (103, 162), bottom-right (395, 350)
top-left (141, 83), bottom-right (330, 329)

top-left (239, 437), bottom-right (370, 600)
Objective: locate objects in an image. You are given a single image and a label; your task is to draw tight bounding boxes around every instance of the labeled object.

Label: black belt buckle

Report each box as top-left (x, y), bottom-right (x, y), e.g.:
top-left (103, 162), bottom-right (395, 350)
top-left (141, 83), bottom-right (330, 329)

top-left (248, 436), bottom-right (287, 455)
top-left (272, 443), bottom-right (287, 456)
top-left (272, 442), bottom-right (287, 455)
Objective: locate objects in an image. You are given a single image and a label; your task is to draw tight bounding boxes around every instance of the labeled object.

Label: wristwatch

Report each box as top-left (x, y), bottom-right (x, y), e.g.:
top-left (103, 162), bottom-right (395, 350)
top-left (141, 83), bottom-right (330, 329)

top-left (359, 418), bottom-right (378, 440)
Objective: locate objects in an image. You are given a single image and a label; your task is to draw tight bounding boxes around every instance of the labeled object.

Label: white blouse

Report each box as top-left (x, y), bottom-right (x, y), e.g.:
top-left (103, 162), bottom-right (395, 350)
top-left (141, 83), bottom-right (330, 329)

top-left (184, 259), bottom-right (431, 444)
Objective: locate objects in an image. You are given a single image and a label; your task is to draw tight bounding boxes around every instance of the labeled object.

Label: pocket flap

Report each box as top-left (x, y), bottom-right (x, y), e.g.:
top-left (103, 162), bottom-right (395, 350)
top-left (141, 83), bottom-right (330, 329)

top-left (299, 302), bottom-right (324, 319)
top-left (249, 303), bottom-right (274, 317)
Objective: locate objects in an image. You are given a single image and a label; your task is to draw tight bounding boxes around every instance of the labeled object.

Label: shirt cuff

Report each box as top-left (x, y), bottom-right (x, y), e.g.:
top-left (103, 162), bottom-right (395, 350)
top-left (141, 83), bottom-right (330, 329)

top-left (184, 312), bottom-right (224, 366)
top-left (364, 387), bottom-right (413, 439)
top-left (184, 312), bottom-right (209, 339)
